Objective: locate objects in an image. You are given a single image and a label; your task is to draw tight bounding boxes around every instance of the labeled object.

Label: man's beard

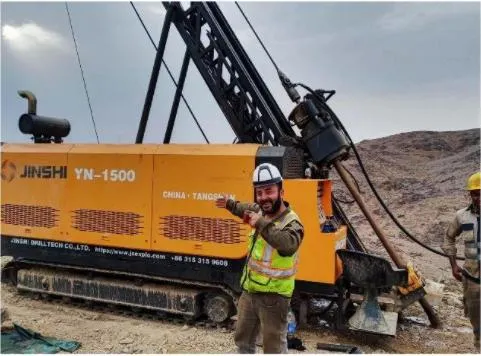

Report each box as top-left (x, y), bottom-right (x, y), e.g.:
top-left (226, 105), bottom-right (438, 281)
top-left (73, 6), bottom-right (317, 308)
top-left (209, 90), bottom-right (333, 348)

top-left (258, 195), bottom-right (282, 215)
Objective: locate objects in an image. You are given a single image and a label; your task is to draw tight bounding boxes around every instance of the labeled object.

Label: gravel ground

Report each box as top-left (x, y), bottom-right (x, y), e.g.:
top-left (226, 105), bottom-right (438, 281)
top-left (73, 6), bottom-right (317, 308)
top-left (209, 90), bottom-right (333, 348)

top-left (1, 273), bottom-right (477, 354)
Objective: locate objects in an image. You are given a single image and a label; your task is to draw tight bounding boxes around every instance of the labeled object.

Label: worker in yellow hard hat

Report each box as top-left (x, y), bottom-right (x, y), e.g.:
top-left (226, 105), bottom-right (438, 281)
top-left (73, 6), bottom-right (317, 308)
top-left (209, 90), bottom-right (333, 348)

top-left (442, 172), bottom-right (480, 351)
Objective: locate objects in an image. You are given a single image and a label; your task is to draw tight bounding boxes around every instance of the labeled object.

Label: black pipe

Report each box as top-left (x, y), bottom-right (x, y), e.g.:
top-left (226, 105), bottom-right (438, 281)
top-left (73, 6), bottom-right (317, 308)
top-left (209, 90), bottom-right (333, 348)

top-left (136, 5), bottom-right (175, 144)
top-left (18, 90), bottom-right (37, 114)
top-left (317, 343), bottom-right (362, 354)
top-left (163, 49), bottom-right (190, 144)
top-left (18, 114), bottom-right (71, 139)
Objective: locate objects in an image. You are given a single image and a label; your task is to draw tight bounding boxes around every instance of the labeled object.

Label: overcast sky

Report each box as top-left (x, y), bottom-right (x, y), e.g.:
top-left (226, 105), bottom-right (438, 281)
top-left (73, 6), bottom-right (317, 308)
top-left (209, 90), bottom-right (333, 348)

top-left (1, 1), bottom-right (480, 145)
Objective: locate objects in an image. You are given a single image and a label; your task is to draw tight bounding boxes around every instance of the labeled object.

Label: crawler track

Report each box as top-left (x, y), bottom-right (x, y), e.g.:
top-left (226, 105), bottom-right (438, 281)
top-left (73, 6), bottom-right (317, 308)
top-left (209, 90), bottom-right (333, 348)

top-left (2, 259), bottom-right (351, 334)
top-left (2, 260), bottom-right (238, 332)
top-left (14, 289), bottom-right (237, 332)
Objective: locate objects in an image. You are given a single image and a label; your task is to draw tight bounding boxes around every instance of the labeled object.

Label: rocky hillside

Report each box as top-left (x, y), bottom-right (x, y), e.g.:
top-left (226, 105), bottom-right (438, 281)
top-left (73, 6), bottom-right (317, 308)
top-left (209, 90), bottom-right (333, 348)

top-left (332, 128), bottom-right (480, 279)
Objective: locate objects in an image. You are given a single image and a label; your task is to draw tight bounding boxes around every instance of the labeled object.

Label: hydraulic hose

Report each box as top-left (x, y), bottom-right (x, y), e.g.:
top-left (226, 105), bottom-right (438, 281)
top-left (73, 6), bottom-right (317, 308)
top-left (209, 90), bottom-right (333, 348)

top-left (300, 83), bottom-right (465, 262)
top-left (462, 268), bottom-right (480, 284)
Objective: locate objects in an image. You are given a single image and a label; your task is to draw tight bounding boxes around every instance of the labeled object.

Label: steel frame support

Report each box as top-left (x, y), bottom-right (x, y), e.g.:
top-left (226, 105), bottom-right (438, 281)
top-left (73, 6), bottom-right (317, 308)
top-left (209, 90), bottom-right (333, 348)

top-left (163, 50), bottom-right (190, 143)
top-left (135, 5), bottom-right (175, 144)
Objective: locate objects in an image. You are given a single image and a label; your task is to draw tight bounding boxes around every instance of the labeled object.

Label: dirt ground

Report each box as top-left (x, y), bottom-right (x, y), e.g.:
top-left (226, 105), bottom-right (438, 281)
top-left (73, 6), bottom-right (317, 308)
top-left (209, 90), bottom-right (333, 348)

top-left (0, 261), bottom-right (477, 354)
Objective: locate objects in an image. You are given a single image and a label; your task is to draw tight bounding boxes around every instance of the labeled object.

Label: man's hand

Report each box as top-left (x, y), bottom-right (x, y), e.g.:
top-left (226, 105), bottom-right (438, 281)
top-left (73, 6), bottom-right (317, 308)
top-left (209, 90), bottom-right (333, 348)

top-left (451, 264), bottom-right (463, 282)
top-left (448, 256), bottom-right (462, 282)
top-left (243, 210), bottom-right (262, 228)
top-left (215, 197), bottom-right (227, 209)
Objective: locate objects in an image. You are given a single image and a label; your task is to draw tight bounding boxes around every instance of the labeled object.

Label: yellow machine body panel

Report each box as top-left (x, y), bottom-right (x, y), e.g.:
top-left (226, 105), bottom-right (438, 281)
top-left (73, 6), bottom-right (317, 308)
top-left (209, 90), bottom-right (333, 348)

top-left (64, 144), bottom-right (156, 250)
top-left (1, 143), bottom-right (346, 287)
top-left (152, 144), bottom-right (258, 259)
top-left (283, 179), bottom-right (346, 284)
top-left (1, 144), bottom-right (72, 242)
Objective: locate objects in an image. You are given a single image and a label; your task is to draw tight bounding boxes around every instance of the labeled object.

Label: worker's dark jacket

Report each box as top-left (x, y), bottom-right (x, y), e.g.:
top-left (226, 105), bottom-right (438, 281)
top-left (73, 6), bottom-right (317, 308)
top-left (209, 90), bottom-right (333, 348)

top-left (225, 199), bottom-right (304, 257)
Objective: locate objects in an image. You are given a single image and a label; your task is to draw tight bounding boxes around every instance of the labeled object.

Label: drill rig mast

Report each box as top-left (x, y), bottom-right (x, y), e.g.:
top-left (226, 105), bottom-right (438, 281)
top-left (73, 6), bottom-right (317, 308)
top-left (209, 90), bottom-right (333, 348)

top-left (137, 1), bottom-right (439, 331)
top-left (137, 1), bottom-right (366, 253)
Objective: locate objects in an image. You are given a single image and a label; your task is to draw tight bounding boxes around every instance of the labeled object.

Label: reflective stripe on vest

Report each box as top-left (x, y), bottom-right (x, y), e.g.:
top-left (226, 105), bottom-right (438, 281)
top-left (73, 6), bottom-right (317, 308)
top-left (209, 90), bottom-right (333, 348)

top-left (458, 208), bottom-right (480, 262)
top-left (465, 225), bottom-right (480, 260)
top-left (243, 209), bottom-right (300, 293)
top-left (248, 209), bottom-right (299, 264)
top-left (247, 259), bottom-right (297, 279)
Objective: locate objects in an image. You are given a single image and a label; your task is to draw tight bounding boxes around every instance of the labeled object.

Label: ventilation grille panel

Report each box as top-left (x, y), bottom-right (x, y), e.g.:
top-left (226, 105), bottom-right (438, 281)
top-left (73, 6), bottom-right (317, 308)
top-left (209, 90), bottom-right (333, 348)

top-left (282, 147), bottom-right (305, 178)
top-left (72, 209), bottom-right (143, 235)
top-left (160, 216), bottom-right (242, 244)
top-left (1, 204), bottom-right (59, 228)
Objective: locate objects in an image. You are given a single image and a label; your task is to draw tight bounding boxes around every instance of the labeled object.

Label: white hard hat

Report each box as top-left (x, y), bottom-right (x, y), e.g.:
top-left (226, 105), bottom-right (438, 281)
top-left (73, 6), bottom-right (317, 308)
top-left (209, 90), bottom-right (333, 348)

top-left (252, 163), bottom-right (283, 188)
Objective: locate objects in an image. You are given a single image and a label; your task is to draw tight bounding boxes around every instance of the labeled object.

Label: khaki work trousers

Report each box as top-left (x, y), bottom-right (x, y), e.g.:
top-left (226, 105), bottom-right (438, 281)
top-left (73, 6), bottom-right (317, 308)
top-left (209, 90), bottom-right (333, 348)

top-left (463, 276), bottom-right (480, 350)
top-left (234, 291), bottom-right (290, 354)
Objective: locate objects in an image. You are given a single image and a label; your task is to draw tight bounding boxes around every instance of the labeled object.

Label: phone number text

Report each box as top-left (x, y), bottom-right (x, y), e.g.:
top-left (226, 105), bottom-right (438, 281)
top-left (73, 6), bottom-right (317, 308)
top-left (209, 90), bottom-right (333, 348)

top-left (171, 255), bottom-right (229, 267)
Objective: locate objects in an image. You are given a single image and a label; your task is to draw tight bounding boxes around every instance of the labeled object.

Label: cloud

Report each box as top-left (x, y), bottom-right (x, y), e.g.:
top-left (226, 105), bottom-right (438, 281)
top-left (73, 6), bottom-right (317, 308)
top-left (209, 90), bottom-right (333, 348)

top-left (2, 23), bottom-right (68, 53)
top-left (144, 2), bottom-right (189, 16)
top-left (269, 32), bottom-right (336, 48)
top-left (146, 5), bottom-right (166, 17)
top-left (378, 3), bottom-right (476, 32)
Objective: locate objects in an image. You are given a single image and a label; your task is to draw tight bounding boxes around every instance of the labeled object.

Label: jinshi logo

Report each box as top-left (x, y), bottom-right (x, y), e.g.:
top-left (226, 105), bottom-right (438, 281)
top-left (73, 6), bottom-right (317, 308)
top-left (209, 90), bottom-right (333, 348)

top-left (1, 160), bottom-right (17, 182)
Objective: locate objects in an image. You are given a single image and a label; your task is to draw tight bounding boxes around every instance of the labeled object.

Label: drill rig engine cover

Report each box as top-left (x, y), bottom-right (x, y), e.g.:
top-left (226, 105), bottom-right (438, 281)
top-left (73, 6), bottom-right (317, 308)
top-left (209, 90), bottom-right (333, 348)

top-left (1, 139), bottom-right (348, 324)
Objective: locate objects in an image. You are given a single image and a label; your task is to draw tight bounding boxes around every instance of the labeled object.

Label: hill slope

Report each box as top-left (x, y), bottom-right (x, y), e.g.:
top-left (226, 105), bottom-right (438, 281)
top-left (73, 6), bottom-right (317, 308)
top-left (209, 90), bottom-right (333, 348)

top-left (332, 128), bottom-right (480, 279)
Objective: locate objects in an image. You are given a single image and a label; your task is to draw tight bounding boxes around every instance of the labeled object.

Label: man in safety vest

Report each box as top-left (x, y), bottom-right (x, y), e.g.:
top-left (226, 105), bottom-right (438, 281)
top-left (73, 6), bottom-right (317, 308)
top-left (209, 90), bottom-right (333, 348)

top-left (216, 162), bottom-right (304, 354)
top-left (442, 171), bottom-right (480, 350)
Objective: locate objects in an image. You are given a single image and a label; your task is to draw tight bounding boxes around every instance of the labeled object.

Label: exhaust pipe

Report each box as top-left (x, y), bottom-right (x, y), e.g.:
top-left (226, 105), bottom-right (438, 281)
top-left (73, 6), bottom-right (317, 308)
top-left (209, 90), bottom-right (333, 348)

top-left (18, 90), bottom-right (37, 115)
top-left (17, 90), bottom-right (71, 144)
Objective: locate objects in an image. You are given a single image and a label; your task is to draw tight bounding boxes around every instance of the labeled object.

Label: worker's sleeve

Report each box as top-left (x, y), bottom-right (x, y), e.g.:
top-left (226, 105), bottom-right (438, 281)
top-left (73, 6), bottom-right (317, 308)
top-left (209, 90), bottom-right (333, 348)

top-left (255, 218), bottom-right (304, 256)
top-left (441, 213), bottom-right (462, 256)
top-left (225, 199), bottom-right (259, 219)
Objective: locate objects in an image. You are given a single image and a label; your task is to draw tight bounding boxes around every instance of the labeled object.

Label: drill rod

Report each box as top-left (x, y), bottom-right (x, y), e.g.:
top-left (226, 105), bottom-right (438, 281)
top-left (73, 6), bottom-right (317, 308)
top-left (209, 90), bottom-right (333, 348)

top-left (334, 160), bottom-right (440, 328)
